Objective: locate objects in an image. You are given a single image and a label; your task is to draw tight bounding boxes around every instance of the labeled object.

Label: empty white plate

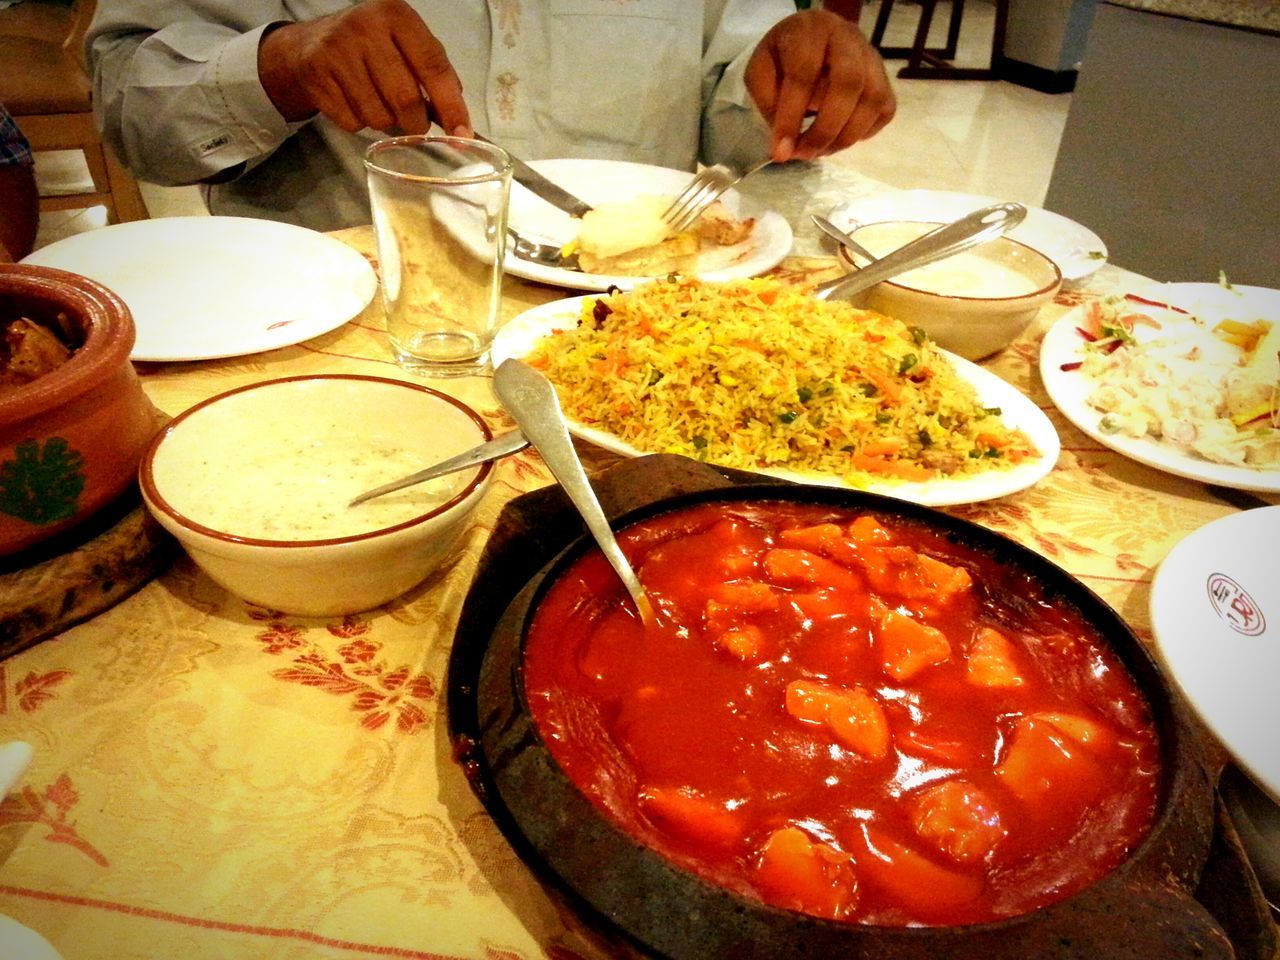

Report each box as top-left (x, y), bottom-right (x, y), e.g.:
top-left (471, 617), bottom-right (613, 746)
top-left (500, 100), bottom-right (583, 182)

top-left (24, 217), bottom-right (377, 362)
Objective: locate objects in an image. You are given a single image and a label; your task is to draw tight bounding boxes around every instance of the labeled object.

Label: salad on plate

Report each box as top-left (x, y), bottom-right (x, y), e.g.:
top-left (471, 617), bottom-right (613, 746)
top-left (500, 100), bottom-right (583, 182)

top-left (1057, 285), bottom-right (1279, 470)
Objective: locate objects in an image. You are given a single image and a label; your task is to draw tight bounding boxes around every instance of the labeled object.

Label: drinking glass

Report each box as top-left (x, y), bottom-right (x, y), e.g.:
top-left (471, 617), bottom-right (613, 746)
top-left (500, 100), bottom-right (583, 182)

top-left (364, 136), bottom-right (512, 375)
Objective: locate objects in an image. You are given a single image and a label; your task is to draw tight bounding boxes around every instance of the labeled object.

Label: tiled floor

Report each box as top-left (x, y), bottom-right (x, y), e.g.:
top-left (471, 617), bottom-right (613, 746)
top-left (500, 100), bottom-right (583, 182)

top-left (30, 0), bottom-right (1070, 252)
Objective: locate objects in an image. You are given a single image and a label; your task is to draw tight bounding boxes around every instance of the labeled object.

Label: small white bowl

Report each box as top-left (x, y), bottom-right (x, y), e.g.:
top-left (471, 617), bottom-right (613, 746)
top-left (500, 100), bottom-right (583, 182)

top-left (140, 375), bottom-right (494, 616)
top-left (837, 221), bottom-right (1062, 360)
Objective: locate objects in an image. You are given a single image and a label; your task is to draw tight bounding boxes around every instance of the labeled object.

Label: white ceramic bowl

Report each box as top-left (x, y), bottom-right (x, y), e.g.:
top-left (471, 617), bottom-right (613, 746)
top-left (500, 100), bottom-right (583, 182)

top-left (837, 221), bottom-right (1062, 360)
top-left (139, 375), bottom-right (494, 616)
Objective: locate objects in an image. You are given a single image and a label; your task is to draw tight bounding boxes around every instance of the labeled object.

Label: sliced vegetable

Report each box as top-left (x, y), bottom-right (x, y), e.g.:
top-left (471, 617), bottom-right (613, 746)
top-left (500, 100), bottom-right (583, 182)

top-left (876, 610), bottom-right (952, 681)
top-left (639, 786), bottom-right (744, 849)
top-left (966, 627), bottom-right (1025, 688)
top-left (754, 827), bottom-right (859, 920)
top-left (910, 780), bottom-right (1007, 864)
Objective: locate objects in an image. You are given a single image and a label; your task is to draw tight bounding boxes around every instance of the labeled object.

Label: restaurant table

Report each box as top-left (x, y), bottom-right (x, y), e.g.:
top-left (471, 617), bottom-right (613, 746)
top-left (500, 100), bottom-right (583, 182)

top-left (1, 164), bottom-right (1276, 960)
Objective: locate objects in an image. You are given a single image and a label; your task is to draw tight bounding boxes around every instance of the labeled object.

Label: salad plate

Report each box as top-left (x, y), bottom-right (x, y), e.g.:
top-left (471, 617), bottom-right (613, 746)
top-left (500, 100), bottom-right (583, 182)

top-left (1040, 282), bottom-right (1280, 494)
top-left (828, 190), bottom-right (1107, 282)
top-left (503, 158), bottom-right (792, 291)
top-left (492, 296), bottom-right (1059, 507)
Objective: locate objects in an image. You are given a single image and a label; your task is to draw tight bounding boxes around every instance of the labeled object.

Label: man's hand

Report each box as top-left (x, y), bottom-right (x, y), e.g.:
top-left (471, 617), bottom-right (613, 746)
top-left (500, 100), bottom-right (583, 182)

top-left (745, 10), bottom-right (895, 163)
top-left (257, 0), bottom-right (471, 136)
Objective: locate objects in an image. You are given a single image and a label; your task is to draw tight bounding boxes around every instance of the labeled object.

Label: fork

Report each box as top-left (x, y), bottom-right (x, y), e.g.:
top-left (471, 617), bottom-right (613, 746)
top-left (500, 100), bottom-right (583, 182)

top-left (661, 159), bottom-right (770, 233)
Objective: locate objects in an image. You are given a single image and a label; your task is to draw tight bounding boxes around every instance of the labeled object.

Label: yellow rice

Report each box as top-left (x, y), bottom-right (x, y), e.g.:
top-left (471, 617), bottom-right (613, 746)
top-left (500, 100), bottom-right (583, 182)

top-left (525, 277), bottom-right (1038, 484)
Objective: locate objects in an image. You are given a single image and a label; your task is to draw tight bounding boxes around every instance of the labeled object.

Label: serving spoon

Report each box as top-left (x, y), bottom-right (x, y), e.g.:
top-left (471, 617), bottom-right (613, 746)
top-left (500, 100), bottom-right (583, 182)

top-left (493, 358), bottom-right (657, 627)
top-left (810, 213), bottom-right (879, 263)
top-left (348, 429), bottom-right (529, 506)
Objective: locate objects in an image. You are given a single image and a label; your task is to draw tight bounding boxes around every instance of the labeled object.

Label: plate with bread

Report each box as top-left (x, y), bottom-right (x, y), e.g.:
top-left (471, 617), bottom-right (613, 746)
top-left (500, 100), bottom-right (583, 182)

top-left (502, 158), bottom-right (792, 291)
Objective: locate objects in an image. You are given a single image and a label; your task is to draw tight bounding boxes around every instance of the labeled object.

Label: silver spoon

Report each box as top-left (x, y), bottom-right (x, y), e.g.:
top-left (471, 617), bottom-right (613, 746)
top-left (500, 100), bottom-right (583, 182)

top-left (349, 430), bottom-right (528, 506)
top-left (810, 213), bottom-right (879, 263)
top-left (508, 229), bottom-right (580, 271)
top-left (813, 202), bottom-right (1027, 302)
top-left (492, 358), bottom-right (656, 627)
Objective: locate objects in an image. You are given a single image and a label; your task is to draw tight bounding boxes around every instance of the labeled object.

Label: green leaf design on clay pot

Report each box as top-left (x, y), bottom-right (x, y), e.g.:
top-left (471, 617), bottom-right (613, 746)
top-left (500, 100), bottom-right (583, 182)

top-left (0, 437), bottom-right (87, 525)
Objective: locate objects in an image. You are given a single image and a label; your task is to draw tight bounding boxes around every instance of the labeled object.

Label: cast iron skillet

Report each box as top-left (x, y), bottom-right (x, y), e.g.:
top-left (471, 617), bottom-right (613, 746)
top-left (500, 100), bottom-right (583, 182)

top-left (448, 455), bottom-right (1276, 959)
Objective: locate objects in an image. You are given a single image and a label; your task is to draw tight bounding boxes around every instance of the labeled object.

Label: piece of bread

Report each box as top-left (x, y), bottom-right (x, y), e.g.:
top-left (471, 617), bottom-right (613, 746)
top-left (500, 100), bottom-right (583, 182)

top-left (576, 230), bottom-right (701, 276)
top-left (571, 196), bottom-right (756, 277)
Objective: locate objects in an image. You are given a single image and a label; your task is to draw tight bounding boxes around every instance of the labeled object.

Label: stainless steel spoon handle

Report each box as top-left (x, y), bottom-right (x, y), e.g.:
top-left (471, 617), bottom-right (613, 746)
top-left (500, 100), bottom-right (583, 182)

top-left (813, 202), bottom-right (1027, 302)
top-left (493, 359), bottom-right (652, 620)
top-left (810, 213), bottom-right (879, 263)
top-left (349, 429), bottom-right (528, 506)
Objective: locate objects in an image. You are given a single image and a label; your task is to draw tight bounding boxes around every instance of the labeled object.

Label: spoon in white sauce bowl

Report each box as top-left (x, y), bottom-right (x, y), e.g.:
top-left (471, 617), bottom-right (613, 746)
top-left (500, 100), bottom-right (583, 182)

top-left (493, 358), bottom-right (657, 628)
top-left (810, 213), bottom-right (879, 264)
top-left (349, 429), bottom-right (528, 506)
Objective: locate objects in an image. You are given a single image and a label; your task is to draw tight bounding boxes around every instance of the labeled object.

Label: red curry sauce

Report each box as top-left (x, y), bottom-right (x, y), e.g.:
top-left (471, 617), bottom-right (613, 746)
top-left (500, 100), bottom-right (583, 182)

top-left (523, 501), bottom-right (1161, 927)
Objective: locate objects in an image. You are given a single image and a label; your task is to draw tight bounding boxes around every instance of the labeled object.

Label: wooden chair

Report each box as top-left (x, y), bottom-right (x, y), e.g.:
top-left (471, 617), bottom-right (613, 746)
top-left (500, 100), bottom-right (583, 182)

top-left (870, 0), bottom-right (1010, 80)
top-left (0, 0), bottom-right (148, 223)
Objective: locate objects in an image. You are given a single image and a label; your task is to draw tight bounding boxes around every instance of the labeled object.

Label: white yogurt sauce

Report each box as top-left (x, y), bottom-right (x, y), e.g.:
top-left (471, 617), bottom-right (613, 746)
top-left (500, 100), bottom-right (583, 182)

top-left (892, 255), bottom-right (1039, 298)
top-left (856, 222), bottom-right (1041, 298)
top-left (159, 439), bottom-right (466, 541)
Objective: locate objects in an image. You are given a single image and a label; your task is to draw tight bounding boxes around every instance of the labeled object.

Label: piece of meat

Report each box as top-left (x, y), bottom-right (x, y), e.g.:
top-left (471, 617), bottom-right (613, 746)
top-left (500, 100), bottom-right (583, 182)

top-left (696, 200), bottom-right (755, 246)
top-left (1, 318), bottom-right (73, 388)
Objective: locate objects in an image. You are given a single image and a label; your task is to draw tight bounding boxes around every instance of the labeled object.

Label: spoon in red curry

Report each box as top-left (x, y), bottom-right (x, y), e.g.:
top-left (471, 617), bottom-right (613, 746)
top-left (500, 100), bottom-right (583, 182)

top-left (493, 358), bottom-right (657, 628)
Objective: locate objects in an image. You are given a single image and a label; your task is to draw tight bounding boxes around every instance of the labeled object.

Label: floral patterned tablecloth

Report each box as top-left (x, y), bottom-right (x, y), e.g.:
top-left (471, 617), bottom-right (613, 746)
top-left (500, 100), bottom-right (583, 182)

top-left (0, 221), bottom-right (1273, 960)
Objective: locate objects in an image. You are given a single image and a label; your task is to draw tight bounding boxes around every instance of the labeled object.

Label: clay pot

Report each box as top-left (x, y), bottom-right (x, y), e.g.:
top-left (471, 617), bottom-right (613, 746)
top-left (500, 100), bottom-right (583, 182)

top-left (450, 456), bottom-right (1276, 960)
top-left (0, 263), bottom-right (161, 560)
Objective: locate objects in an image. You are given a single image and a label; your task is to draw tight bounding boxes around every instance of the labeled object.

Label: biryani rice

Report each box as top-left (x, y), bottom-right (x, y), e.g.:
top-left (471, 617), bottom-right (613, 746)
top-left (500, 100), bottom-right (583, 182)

top-left (526, 277), bottom-right (1037, 484)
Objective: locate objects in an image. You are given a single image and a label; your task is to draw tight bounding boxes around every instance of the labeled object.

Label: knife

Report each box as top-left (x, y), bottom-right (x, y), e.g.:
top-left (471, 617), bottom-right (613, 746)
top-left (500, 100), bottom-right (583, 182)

top-left (473, 133), bottom-right (593, 219)
top-left (414, 94), bottom-right (594, 218)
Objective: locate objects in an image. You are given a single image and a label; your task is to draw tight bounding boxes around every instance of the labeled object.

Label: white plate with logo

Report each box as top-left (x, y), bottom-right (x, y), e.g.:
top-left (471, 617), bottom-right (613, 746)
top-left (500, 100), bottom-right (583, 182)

top-left (1150, 506), bottom-right (1280, 801)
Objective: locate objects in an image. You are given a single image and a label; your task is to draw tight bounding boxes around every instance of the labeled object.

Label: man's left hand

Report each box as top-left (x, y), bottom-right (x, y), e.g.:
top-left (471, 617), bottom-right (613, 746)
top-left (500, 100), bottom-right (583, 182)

top-left (745, 10), bottom-right (896, 163)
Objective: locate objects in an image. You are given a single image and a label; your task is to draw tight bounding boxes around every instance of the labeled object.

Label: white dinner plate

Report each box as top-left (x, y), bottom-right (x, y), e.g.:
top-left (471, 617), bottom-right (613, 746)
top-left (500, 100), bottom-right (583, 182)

top-left (504, 158), bottom-right (792, 291)
top-left (492, 296), bottom-right (1060, 507)
top-left (0, 741), bottom-right (32, 799)
top-left (1150, 506), bottom-right (1280, 800)
top-left (1040, 282), bottom-right (1280, 494)
top-left (23, 217), bottom-right (378, 362)
top-left (828, 190), bottom-right (1108, 282)
top-left (0, 915), bottom-right (64, 960)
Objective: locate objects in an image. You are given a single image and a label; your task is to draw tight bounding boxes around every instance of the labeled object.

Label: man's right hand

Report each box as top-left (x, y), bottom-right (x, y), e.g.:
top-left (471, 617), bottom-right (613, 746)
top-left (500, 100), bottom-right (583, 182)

top-left (257, 0), bottom-right (472, 137)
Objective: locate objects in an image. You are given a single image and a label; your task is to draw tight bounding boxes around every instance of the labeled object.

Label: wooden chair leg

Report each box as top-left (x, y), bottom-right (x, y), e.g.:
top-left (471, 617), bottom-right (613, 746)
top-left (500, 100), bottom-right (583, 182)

top-left (904, 0), bottom-right (938, 73)
top-left (102, 142), bottom-right (148, 222)
top-left (942, 0), bottom-right (965, 60)
top-left (896, 0), bottom-right (1008, 80)
top-left (870, 0), bottom-right (895, 48)
top-left (82, 139), bottom-right (111, 194)
top-left (874, 0), bottom-right (960, 64)
top-left (990, 0), bottom-right (1010, 71)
